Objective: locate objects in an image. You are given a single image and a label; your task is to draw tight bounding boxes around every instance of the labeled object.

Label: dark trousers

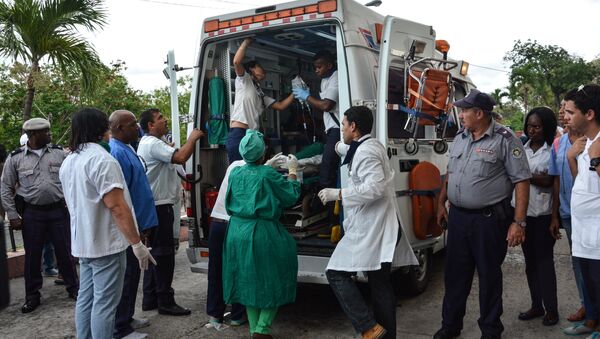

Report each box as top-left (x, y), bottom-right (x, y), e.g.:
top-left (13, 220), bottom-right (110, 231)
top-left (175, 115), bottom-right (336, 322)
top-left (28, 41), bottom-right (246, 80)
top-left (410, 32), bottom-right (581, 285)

top-left (226, 127), bottom-right (246, 164)
top-left (441, 205), bottom-right (511, 337)
top-left (143, 205), bottom-right (176, 307)
top-left (114, 247), bottom-right (142, 338)
top-left (521, 214), bottom-right (557, 314)
top-left (319, 128), bottom-right (341, 188)
top-left (326, 263), bottom-right (395, 338)
top-left (580, 258), bottom-right (600, 323)
top-left (22, 206), bottom-right (78, 301)
top-left (206, 220), bottom-right (245, 321)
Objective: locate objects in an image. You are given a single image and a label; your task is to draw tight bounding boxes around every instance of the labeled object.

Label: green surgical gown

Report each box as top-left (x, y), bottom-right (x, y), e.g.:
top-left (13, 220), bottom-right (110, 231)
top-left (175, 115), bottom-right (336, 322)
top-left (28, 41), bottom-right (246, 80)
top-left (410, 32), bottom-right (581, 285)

top-left (223, 164), bottom-right (301, 308)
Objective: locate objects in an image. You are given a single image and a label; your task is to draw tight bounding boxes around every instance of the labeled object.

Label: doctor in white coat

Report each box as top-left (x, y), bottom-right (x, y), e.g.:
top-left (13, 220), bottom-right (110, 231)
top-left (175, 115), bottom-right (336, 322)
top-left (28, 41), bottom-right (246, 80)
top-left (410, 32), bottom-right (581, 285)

top-left (319, 106), bottom-right (417, 339)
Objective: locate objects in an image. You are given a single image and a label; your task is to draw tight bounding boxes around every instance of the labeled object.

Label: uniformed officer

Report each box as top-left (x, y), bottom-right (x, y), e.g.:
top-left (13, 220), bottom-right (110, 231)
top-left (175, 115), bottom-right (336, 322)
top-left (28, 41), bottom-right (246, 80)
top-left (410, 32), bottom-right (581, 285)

top-left (0, 118), bottom-right (79, 313)
top-left (433, 89), bottom-right (531, 339)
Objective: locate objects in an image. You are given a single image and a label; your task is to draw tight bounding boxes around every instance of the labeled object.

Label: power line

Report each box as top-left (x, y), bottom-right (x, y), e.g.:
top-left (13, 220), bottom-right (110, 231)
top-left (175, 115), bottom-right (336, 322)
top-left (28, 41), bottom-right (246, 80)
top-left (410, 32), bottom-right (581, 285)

top-left (133, 0), bottom-right (231, 10)
top-left (469, 63), bottom-right (510, 73)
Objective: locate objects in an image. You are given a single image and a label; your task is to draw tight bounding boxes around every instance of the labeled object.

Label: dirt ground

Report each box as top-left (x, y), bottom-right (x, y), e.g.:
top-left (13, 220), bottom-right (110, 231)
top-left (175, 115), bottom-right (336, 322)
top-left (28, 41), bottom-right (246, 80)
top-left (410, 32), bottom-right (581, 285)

top-left (0, 230), bottom-right (582, 338)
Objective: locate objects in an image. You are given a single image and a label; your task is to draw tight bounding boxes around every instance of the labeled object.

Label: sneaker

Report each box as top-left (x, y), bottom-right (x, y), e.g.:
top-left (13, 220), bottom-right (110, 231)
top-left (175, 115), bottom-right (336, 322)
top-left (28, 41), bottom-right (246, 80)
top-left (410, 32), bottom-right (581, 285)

top-left (362, 324), bottom-right (386, 339)
top-left (586, 332), bottom-right (600, 339)
top-left (564, 323), bottom-right (594, 335)
top-left (230, 317), bottom-right (247, 326)
top-left (121, 331), bottom-right (148, 339)
top-left (43, 268), bottom-right (59, 277)
top-left (130, 318), bottom-right (150, 330)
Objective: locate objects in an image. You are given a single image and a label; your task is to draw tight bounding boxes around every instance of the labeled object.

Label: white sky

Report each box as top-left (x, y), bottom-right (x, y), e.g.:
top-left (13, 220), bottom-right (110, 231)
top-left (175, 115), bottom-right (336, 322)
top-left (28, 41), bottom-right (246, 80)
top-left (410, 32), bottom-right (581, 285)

top-left (89, 0), bottom-right (600, 94)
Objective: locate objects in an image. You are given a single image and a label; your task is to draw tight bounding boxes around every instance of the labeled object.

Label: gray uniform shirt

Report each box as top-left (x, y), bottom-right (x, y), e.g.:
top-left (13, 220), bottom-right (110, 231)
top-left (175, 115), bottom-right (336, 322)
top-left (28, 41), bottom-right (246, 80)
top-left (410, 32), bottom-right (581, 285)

top-left (447, 121), bottom-right (531, 209)
top-left (0, 144), bottom-right (66, 219)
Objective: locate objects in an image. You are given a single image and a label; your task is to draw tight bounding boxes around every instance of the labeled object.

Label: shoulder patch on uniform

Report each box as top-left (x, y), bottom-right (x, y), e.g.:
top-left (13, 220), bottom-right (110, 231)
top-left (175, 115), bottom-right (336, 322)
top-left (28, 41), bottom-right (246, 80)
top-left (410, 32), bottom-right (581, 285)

top-left (49, 144), bottom-right (63, 150)
top-left (496, 127), bottom-right (512, 139)
top-left (10, 147), bottom-right (24, 156)
top-left (511, 147), bottom-right (523, 158)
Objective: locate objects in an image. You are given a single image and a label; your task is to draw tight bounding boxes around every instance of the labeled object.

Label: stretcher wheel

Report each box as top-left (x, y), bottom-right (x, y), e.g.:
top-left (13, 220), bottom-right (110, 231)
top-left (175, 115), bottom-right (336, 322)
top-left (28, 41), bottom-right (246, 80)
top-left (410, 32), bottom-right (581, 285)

top-left (433, 140), bottom-right (448, 154)
top-left (404, 139), bottom-right (418, 155)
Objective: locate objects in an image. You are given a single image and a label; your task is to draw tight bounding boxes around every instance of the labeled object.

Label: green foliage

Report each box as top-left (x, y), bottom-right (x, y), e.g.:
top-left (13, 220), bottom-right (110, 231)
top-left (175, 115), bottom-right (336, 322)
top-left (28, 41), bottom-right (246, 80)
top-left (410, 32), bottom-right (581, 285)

top-left (504, 40), bottom-right (600, 110)
top-left (0, 0), bottom-right (108, 120)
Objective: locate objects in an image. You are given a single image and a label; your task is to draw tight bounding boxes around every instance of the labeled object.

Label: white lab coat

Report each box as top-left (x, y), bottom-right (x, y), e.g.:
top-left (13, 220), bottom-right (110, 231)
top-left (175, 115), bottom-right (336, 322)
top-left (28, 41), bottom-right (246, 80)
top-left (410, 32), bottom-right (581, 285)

top-left (327, 137), bottom-right (418, 271)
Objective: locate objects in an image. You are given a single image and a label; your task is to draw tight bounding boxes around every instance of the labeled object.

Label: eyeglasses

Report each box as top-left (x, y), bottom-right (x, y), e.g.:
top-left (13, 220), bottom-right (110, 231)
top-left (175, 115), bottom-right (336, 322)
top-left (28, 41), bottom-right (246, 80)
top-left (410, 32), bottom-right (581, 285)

top-left (577, 84), bottom-right (588, 97)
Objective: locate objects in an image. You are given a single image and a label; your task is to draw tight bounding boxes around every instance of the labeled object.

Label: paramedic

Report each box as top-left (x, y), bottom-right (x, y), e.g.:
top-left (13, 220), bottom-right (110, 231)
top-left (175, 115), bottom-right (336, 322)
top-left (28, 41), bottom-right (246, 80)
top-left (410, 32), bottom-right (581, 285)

top-left (434, 89), bottom-right (531, 339)
top-left (0, 118), bottom-right (79, 314)
top-left (293, 50), bottom-right (340, 190)
top-left (227, 37), bottom-right (295, 163)
top-left (222, 129), bottom-right (300, 339)
top-left (137, 108), bottom-right (204, 316)
top-left (319, 106), bottom-right (418, 339)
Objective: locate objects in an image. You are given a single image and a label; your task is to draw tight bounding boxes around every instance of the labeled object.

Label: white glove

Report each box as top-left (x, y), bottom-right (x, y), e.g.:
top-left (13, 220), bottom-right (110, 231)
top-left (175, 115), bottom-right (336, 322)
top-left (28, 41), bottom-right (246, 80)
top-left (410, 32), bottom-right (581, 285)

top-left (287, 154), bottom-right (298, 176)
top-left (132, 241), bottom-right (156, 270)
top-left (265, 152), bottom-right (286, 168)
top-left (318, 188), bottom-right (341, 205)
top-left (335, 141), bottom-right (349, 156)
top-left (298, 154), bottom-right (322, 167)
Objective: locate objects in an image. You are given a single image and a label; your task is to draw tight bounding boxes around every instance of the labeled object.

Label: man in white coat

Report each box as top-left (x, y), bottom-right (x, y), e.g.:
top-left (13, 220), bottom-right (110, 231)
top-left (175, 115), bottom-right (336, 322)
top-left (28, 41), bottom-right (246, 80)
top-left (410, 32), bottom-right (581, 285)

top-left (318, 105), bottom-right (417, 339)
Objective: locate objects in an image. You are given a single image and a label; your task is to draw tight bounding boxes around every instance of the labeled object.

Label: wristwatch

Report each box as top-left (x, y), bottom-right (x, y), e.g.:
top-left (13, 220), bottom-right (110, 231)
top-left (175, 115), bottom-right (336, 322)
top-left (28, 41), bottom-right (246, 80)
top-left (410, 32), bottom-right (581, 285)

top-left (514, 219), bottom-right (527, 228)
top-left (589, 157), bottom-right (600, 171)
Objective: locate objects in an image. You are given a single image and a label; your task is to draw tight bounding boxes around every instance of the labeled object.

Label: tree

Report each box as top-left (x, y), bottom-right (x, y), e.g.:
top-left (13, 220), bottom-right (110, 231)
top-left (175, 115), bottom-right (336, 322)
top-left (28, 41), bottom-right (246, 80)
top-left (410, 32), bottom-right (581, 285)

top-left (0, 0), bottom-right (107, 121)
top-left (504, 40), bottom-right (599, 110)
top-left (490, 88), bottom-right (509, 109)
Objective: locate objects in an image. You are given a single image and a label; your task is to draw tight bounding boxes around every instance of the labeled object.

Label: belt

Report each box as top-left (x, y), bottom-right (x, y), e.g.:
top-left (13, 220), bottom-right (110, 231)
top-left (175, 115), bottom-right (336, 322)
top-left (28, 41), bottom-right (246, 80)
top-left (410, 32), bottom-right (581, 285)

top-left (25, 199), bottom-right (66, 211)
top-left (452, 204), bottom-right (494, 216)
top-left (451, 199), bottom-right (511, 219)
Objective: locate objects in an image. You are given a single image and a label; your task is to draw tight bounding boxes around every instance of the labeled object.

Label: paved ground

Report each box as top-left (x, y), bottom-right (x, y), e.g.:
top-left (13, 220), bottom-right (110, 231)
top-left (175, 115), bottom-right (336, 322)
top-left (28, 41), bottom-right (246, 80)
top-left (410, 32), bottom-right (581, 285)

top-left (0, 230), bottom-right (583, 338)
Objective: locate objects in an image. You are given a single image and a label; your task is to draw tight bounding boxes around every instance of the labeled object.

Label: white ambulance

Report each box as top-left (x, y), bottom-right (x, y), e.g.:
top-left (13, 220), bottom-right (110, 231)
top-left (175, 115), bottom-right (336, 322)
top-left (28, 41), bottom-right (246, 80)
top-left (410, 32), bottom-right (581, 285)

top-left (182, 0), bottom-right (475, 294)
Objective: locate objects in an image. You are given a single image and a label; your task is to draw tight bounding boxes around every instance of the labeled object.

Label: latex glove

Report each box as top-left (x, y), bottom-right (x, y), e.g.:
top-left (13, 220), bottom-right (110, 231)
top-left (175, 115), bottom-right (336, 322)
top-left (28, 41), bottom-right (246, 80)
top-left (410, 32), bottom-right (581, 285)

top-left (287, 154), bottom-right (298, 176)
top-left (298, 154), bottom-right (322, 167)
top-left (132, 241), bottom-right (156, 270)
top-left (292, 87), bottom-right (310, 101)
top-left (265, 152), bottom-right (285, 168)
top-left (318, 188), bottom-right (341, 205)
top-left (335, 141), bottom-right (349, 157)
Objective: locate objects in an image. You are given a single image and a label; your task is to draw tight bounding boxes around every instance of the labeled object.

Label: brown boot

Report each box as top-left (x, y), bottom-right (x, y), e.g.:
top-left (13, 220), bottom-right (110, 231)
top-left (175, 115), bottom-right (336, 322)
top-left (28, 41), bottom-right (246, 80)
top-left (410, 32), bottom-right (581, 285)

top-left (362, 324), bottom-right (387, 339)
top-left (252, 333), bottom-right (274, 339)
top-left (567, 306), bottom-right (585, 322)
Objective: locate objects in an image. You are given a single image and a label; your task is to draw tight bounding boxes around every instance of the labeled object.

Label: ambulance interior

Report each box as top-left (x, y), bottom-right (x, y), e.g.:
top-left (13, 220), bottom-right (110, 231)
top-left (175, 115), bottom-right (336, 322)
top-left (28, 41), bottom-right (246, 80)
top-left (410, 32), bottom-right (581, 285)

top-left (195, 22), bottom-right (462, 251)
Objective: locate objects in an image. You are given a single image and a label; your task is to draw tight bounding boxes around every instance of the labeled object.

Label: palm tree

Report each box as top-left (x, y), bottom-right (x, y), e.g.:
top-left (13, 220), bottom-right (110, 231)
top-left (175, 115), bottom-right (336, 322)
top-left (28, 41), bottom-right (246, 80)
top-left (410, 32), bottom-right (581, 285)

top-left (490, 88), bottom-right (509, 109)
top-left (0, 0), bottom-right (107, 121)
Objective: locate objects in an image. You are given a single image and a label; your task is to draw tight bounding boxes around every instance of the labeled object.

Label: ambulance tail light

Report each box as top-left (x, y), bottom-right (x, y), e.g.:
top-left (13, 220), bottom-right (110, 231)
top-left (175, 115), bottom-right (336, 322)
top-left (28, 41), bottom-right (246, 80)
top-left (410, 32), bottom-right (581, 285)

top-left (204, 19), bottom-right (219, 32)
top-left (460, 61), bottom-right (469, 76)
top-left (318, 0), bottom-right (337, 13)
top-left (435, 40), bottom-right (450, 60)
top-left (184, 174), bottom-right (194, 217)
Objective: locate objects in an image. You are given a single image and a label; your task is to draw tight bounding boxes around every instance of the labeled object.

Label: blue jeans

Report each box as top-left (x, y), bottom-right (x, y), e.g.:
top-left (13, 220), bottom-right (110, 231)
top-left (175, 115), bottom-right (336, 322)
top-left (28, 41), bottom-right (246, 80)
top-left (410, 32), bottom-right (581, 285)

top-left (226, 127), bottom-right (246, 163)
top-left (42, 241), bottom-right (56, 272)
top-left (564, 218), bottom-right (599, 320)
top-left (77, 251), bottom-right (126, 339)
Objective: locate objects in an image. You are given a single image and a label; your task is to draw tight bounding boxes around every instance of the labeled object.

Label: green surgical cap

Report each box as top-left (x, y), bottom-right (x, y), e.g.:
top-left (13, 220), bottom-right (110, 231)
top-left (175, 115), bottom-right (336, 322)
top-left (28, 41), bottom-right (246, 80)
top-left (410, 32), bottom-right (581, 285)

top-left (239, 129), bottom-right (265, 163)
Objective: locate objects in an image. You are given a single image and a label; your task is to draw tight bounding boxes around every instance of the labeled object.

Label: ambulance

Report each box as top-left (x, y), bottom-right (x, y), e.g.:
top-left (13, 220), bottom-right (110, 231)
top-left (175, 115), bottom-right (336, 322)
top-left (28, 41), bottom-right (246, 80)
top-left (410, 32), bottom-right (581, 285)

top-left (181, 0), bottom-right (476, 295)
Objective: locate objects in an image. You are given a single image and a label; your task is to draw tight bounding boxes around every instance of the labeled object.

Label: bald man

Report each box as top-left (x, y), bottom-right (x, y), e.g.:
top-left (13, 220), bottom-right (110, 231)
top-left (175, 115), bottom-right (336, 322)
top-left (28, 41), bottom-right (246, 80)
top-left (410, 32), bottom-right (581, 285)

top-left (109, 110), bottom-right (159, 339)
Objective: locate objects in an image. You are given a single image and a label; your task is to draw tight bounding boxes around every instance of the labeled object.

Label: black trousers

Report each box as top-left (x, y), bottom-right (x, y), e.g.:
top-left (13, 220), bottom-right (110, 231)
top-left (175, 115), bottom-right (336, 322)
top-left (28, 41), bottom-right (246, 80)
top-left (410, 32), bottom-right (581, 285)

top-left (326, 263), bottom-right (395, 338)
top-left (22, 206), bottom-right (78, 301)
top-left (206, 220), bottom-right (245, 321)
top-left (580, 258), bottom-right (600, 324)
top-left (521, 214), bottom-right (557, 314)
top-left (143, 204), bottom-right (176, 307)
top-left (319, 128), bottom-right (341, 189)
top-left (441, 205), bottom-right (511, 337)
top-left (114, 247), bottom-right (142, 338)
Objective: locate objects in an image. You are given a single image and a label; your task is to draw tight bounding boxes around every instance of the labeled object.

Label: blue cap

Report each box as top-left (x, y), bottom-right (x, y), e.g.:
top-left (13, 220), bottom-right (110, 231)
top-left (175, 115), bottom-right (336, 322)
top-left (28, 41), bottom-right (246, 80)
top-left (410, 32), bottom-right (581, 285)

top-left (453, 89), bottom-right (496, 112)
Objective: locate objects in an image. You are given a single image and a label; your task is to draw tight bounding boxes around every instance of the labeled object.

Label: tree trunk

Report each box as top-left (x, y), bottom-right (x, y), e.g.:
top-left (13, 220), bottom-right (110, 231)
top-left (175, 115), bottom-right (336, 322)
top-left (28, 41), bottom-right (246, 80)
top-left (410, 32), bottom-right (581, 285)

top-left (22, 61), bottom-right (39, 122)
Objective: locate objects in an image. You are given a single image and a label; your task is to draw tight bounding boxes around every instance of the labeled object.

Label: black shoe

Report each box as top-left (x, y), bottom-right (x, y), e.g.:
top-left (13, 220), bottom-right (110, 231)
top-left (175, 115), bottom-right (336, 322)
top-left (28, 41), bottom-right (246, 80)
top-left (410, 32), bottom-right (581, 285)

top-left (518, 308), bottom-right (545, 321)
top-left (142, 300), bottom-right (158, 311)
top-left (158, 303), bottom-right (191, 316)
top-left (542, 312), bottom-right (559, 326)
top-left (68, 291), bottom-right (78, 300)
top-left (21, 299), bottom-right (40, 314)
top-left (433, 328), bottom-right (460, 339)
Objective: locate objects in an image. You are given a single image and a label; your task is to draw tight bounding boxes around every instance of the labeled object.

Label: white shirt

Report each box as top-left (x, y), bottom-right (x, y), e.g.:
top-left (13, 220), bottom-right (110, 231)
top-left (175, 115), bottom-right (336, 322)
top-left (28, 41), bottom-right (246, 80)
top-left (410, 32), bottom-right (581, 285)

top-left (511, 141), bottom-right (552, 217)
top-left (571, 131), bottom-right (600, 260)
top-left (211, 160), bottom-right (245, 221)
top-left (320, 70), bottom-right (340, 132)
top-left (137, 135), bottom-right (181, 205)
top-left (230, 72), bottom-right (276, 130)
top-left (327, 136), bottom-right (417, 271)
top-left (59, 143), bottom-right (132, 258)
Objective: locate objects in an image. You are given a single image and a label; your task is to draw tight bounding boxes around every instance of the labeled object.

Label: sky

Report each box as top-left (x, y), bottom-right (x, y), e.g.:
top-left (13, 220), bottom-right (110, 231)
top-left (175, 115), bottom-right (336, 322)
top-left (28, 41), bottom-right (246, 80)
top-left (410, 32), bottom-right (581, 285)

top-left (88, 0), bottom-right (600, 94)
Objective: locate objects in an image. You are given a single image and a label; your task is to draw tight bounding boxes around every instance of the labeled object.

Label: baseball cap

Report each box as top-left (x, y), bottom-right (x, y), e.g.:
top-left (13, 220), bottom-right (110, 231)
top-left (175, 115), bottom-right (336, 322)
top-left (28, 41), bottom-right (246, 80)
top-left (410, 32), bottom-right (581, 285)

top-left (453, 89), bottom-right (496, 112)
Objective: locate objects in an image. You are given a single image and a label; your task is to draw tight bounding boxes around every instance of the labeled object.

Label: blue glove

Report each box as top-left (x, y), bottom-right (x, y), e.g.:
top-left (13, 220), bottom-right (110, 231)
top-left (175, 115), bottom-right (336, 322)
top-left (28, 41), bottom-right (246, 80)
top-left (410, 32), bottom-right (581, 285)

top-left (293, 87), bottom-right (310, 101)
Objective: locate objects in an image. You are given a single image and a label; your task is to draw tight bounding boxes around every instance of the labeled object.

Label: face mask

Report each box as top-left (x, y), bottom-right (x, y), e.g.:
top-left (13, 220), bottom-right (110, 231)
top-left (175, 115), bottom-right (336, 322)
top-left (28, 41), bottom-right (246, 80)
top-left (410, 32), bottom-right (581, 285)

top-left (98, 140), bottom-right (111, 153)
